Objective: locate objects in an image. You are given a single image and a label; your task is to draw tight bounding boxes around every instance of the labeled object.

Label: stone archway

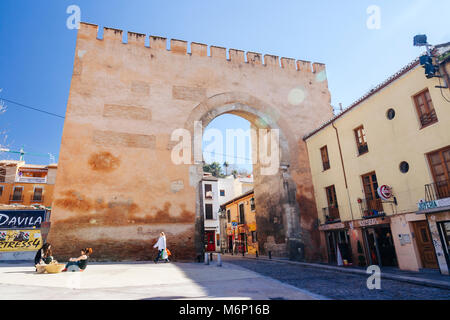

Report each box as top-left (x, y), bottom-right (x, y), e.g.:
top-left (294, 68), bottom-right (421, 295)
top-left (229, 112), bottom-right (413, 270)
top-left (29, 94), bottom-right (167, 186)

top-left (186, 92), bottom-right (304, 260)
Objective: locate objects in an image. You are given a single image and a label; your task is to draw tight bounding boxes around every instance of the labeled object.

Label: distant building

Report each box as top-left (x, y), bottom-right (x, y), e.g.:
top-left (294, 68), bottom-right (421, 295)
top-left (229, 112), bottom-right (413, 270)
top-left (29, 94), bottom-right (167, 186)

top-left (202, 174), bottom-right (220, 252)
top-left (220, 190), bottom-right (258, 255)
top-left (217, 174), bottom-right (254, 205)
top-left (304, 42), bottom-right (450, 274)
top-left (0, 161), bottom-right (57, 209)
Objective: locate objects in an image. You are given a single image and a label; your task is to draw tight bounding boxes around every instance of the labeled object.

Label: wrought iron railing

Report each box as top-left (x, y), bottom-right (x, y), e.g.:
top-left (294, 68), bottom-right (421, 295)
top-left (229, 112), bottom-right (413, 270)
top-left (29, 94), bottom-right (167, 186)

top-left (420, 109), bottom-right (438, 127)
top-left (31, 195), bottom-right (44, 202)
top-left (425, 179), bottom-right (450, 202)
top-left (357, 144), bottom-right (369, 155)
top-left (359, 198), bottom-right (384, 218)
top-left (322, 206), bottom-right (340, 224)
top-left (9, 194), bottom-right (24, 202)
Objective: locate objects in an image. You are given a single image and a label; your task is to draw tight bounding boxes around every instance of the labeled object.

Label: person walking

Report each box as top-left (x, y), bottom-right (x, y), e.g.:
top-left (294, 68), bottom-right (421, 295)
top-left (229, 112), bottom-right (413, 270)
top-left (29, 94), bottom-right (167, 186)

top-left (153, 232), bottom-right (168, 263)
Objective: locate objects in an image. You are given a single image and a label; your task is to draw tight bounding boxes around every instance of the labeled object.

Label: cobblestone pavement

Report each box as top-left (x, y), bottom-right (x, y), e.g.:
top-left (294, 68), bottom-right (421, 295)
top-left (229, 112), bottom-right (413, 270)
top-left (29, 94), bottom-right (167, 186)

top-left (224, 257), bottom-right (450, 300)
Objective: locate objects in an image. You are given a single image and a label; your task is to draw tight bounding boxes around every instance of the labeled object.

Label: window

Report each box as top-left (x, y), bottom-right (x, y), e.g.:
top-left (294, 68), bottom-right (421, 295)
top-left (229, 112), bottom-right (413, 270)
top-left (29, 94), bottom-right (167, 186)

top-left (413, 89), bottom-right (438, 128)
top-left (427, 147), bottom-right (450, 183)
top-left (205, 204), bottom-right (213, 220)
top-left (399, 161), bottom-right (409, 173)
top-left (239, 203), bottom-right (245, 224)
top-left (32, 187), bottom-right (43, 201)
top-left (320, 146), bottom-right (330, 171)
top-left (220, 189), bottom-right (225, 197)
top-left (427, 146), bottom-right (450, 199)
top-left (250, 197), bottom-right (255, 211)
top-left (204, 184), bottom-right (212, 199)
top-left (0, 186), bottom-right (3, 197)
top-left (361, 171), bottom-right (383, 214)
top-left (11, 187), bottom-right (23, 201)
top-left (325, 185), bottom-right (339, 220)
top-left (386, 108), bottom-right (396, 120)
top-left (251, 231), bottom-right (257, 243)
top-left (354, 125), bottom-right (369, 155)
top-left (226, 209), bottom-right (231, 223)
top-left (0, 168), bottom-right (5, 182)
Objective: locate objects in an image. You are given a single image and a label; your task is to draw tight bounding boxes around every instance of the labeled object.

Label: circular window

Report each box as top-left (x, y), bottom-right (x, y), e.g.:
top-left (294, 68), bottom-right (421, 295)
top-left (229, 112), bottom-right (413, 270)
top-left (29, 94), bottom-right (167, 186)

top-left (399, 161), bottom-right (409, 173)
top-left (386, 108), bottom-right (396, 120)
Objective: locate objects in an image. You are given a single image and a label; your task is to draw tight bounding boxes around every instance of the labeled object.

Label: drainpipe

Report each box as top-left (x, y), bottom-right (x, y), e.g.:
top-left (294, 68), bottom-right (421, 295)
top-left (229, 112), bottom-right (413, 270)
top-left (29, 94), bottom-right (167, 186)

top-left (332, 121), bottom-right (354, 221)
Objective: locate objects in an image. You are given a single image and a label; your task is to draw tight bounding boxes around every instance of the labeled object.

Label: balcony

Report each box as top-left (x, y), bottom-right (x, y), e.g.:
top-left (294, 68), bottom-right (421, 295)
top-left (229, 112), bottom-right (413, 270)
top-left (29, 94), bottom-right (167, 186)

top-left (15, 176), bottom-right (47, 184)
top-left (420, 109), bottom-right (438, 127)
top-left (359, 198), bottom-right (384, 219)
top-left (357, 144), bottom-right (369, 156)
top-left (322, 206), bottom-right (341, 224)
top-left (425, 179), bottom-right (450, 202)
top-left (9, 194), bottom-right (24, 203)
top-left (30, 195), bottom-right (44, 203)
top-left (205, 191), bottom-right (213, 199)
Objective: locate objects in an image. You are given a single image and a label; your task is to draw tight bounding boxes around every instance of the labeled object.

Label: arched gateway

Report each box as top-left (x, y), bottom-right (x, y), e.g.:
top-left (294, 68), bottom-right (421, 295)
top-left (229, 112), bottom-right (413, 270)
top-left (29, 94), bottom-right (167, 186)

top-left (48, 22), bottom-right (333, 262)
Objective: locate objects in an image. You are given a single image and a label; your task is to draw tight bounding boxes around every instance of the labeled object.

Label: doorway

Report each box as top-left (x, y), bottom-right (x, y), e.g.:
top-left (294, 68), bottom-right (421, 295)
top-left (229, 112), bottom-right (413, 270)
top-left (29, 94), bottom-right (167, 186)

top-left (363, 224), bottom-right (398, 267)
top-left (413, 221), bottom-right (438, 269)
top-left (326, 230), bottom-right (352, 264)
top-left (205, 231), bottom-right (216, 252)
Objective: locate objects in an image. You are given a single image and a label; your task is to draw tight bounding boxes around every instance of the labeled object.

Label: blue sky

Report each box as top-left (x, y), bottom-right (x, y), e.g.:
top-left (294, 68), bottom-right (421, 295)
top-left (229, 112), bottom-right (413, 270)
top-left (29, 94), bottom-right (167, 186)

top-left (0, 0), bottom-right (449, 172)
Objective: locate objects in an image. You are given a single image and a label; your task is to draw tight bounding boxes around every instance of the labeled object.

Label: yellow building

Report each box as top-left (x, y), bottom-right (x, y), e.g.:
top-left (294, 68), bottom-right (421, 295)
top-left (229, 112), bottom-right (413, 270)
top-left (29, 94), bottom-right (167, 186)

top-left (0, 161), bottom-right (57, 209)
top-left (220, 190), bottom-right (258, 255)
top-left (304, 42), bottom-right (450, 275)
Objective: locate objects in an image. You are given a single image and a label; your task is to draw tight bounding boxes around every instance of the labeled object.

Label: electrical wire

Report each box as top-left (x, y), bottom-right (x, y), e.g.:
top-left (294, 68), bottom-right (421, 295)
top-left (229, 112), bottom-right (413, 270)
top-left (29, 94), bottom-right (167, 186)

top-left (202, 151), bottom-right (253, 162)
top-left (437, 69), bottom-right (450, 103)
top-left (0, 98), bottom-right (65, 119)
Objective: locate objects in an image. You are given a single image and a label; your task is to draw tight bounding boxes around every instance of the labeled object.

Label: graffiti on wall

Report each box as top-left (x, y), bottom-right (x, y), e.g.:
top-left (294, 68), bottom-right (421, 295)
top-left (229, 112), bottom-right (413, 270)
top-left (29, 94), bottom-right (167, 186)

top-left (0, 229), bottom-right (42, 251)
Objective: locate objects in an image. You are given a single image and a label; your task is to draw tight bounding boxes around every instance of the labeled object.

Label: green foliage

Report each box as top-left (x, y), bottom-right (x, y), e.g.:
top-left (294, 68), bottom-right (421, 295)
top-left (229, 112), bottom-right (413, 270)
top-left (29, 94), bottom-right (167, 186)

top-left (203, 162), bottom-right (225, 178)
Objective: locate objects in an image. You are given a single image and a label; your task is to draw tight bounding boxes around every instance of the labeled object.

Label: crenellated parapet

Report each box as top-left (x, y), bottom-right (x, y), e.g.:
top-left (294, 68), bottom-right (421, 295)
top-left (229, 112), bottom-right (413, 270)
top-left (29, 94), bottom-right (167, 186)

top-left (79, 22), bottom-right (326, 74)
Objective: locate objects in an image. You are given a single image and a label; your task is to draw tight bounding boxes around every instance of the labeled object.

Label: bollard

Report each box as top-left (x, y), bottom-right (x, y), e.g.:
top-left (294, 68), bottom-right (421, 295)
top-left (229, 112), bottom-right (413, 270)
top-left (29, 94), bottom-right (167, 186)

top-left (210, 253), bottom-right (213, 261)
top-left (217, 253), bottom-right (222, 267)
top-left (256, 250), bottom-right (259, 258)
top-left (242, 250), bottom-right (245, 257)
top-left (268, 251), bottom-right (272, 259)
top-left (204, 252), bottom-right (209, 265)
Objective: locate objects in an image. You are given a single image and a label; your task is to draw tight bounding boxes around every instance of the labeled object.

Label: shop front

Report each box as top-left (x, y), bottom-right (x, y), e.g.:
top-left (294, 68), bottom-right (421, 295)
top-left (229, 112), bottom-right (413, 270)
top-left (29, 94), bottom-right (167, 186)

top-left (355, 216), bottom-right (398, 267)
top-left (319, 222), bottom-right (352, 265)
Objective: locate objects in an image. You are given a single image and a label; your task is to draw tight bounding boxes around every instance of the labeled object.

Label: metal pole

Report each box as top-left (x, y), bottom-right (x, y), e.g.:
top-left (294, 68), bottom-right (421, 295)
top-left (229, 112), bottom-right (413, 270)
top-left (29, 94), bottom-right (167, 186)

top-left (217, 253), bottom-right (222, 267)
top-left (268, 251), bottom-right (272, 259)
top-left (256, 250), bottom-right (258, 258)
top-left (204, 252), bottom-right (209, 265)
top-left (210, 252), bottom-right (213, 261)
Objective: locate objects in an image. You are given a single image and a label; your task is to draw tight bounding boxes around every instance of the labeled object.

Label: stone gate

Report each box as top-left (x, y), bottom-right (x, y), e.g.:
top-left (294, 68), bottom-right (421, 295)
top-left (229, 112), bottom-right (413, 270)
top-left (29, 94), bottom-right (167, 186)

top-left (48, 22), bottom-right (333, 261)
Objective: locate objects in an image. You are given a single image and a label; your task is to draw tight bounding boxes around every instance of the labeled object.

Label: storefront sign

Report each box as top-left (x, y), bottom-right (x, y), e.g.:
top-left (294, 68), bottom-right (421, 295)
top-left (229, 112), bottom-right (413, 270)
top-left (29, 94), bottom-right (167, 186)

top-left (0, 229), bottom-right (42, 251)
top-left (319, 222), bottom-right (346, 231)
top-left (0, 210), bottom-right (45, 229)
top-left (355, 216), bottom-right (390, 228)
top-left (377, 185), bottom-right (392, 201)
top-left (418, 198), bottom-right (450, 211)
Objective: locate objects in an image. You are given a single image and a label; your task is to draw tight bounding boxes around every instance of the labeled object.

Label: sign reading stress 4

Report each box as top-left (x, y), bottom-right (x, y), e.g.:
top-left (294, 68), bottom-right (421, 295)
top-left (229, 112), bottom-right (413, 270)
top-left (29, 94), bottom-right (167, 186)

top-left (0, 229), bottom-right (42, 251)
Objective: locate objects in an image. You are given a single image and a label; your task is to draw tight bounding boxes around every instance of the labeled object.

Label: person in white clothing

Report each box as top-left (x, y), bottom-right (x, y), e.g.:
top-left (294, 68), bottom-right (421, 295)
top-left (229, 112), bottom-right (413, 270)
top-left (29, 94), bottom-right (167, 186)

top-left (153, 232), bottom-right (168, 263)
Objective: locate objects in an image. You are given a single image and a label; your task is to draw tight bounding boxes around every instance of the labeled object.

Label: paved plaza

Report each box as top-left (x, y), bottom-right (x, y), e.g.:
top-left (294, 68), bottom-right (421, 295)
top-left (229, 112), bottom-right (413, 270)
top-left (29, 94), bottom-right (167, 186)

top-left (0, 261), bottom-right (322, 300)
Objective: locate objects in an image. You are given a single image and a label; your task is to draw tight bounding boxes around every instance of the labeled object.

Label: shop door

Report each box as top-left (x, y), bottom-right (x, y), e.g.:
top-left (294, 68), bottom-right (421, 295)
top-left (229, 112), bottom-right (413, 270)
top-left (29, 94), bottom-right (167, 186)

top-left (413, 221), bottom-right (438, 269)
top-left (205, 231), bottom-right (216, 252)
top-left (364, 228), bottom-right (380, 266)
top-left (326, 232), bottom-right (337, 264)
top-left (375, 226), bottom-right (398, 267)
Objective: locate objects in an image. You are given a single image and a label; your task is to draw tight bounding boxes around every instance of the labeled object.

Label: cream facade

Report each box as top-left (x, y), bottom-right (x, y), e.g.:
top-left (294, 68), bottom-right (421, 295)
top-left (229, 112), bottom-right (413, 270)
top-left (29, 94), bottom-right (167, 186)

top-left (305, 43), bottom-right (450, 274)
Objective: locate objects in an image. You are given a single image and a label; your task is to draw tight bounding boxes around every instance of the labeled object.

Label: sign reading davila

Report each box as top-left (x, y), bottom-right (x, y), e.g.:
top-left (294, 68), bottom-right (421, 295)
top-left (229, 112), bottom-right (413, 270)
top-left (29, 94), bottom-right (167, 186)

top-left (0, 210), bottom-right (45, 229)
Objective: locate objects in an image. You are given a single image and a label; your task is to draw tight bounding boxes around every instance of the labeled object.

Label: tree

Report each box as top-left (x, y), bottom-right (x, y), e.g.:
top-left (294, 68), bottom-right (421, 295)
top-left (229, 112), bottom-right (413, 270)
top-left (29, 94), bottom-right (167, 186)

top-left (223, 161), bottom-right (229, 176)
top-left (203, 162), bottom-right (225, 178)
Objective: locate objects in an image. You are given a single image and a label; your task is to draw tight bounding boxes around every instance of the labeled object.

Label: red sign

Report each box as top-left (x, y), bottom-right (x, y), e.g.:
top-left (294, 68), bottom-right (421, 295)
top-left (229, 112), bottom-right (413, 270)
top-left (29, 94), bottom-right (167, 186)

top-left (377, 185), bottom-right (392, 201)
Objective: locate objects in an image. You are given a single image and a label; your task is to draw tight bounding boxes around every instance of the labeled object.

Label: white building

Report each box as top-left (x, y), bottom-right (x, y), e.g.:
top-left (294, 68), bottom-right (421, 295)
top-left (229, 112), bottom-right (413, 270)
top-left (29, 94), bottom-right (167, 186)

top-left (202, 174), bottom-right (220, 252)
top-left (202, 173), bottom-right (254, 252)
